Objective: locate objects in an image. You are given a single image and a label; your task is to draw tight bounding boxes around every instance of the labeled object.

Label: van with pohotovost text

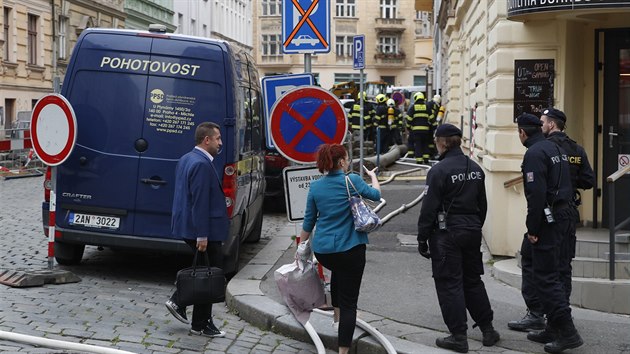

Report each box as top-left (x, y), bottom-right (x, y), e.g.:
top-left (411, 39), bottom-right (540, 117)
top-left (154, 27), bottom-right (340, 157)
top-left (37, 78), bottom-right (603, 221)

top-left (41, 26), bottom-right (266, 275)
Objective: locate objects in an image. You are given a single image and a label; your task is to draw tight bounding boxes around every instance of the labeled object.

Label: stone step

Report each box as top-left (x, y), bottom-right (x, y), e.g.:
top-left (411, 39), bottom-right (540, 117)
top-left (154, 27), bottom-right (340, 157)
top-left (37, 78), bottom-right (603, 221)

top-left (492, 258), bottom-right (630, 314)
top-left (604, 252), bottom-right (630, 261)
top-left (515, 251), bottom-right (630, 279)
top-left (575, 233), bottom-right (630, 258)
top-left (572, 256), bottom-right (630, 279)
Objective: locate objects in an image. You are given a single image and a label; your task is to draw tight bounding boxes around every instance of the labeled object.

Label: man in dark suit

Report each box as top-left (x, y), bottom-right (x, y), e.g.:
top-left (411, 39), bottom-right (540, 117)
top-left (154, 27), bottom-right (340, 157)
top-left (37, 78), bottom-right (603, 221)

top-left (166, 121), bottom-right (229, 338)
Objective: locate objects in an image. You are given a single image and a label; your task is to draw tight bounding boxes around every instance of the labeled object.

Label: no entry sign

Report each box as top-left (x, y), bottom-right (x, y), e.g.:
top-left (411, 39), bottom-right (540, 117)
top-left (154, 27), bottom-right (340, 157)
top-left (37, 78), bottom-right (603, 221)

top-left (30, 94), bottom-right (77, 166)
top-left (269, 86), bottom-right (347, 164)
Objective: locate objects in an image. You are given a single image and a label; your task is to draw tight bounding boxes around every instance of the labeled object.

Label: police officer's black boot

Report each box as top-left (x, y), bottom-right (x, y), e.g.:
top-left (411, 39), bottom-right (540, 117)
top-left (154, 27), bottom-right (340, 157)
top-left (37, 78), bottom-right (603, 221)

top-left (436, 333), bottom-right (468, 353)
top-left (507, 310), bottom-right (545, 332)
top-left (543, 322), bottom-right (583, 353)
top-left (527, 324), bottom-right (557, 344)
top-left (479, 324), bottom-right (500, 346)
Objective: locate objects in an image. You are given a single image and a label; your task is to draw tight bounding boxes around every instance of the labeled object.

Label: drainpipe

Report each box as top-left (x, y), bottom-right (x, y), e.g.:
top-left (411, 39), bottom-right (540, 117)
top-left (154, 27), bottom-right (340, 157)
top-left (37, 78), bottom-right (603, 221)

top-left (50, 0), bottom-right (58, 93)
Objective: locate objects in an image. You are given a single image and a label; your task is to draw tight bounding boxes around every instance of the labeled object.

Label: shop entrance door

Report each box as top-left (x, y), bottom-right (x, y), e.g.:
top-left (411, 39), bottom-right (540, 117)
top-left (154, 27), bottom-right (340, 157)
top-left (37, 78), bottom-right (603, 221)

top-left (602, 28), bottom-right (630, 228)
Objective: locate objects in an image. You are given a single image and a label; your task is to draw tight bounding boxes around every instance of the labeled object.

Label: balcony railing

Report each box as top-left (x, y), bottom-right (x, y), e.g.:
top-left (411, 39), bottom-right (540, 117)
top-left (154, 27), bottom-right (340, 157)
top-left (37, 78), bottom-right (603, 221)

top-left (375, 17), bottom-right (406, 32)
top-left (373, 53), bottom-right (406, 66)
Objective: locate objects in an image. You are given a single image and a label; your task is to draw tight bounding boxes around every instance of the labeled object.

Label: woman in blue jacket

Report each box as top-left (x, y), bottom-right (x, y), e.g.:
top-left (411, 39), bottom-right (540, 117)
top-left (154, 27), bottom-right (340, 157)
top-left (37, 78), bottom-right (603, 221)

top-left (299, 143), bottom-right (381, 354)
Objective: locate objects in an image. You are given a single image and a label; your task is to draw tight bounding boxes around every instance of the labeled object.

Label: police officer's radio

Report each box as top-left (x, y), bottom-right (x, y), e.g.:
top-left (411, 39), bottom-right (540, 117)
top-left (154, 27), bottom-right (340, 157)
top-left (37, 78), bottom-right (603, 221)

top-left (544, 206), bottom-right (555, 224)
top-left (437, 212), bottom-right (447, 230)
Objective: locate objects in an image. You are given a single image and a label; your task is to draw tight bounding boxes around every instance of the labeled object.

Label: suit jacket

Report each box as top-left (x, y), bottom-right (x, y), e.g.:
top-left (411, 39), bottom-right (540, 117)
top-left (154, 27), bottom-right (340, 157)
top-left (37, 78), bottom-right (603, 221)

top-left (171, 148), bottom-right (229, 242)
top-left (303, 170), bottom-right (381, 254)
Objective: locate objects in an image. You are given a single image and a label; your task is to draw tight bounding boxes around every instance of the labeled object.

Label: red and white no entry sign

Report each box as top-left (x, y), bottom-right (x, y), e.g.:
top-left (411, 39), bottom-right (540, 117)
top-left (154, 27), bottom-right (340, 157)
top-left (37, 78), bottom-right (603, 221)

top-left (30, 94), bottom-right (77, 166)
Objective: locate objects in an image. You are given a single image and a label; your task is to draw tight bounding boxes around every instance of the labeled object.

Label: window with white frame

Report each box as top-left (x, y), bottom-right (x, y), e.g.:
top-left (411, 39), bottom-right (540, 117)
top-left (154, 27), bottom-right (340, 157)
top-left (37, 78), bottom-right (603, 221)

top-left (334, 73), bottom-right (361, 84)
top-left (262, 0), bottom-right (281, 16)
top-left (3, 7), bottom-right (11, 61)
top-left (58, 16), bottom-right (67, 59)
top-left (27, 14), bottom-right (38, 65)
top-left (378, 35), bottom-right (398, 54)
top-left (335, 36), bottom-right (353, 57)
top-left (335, 0), bottom-right (355, 17)
top-left (380, 0), bottom-right (397, 19)
top-left (416, 11), bottom-right (432, 38)
top-left (261, 34), bottom-right (282, 56)
top-left (177, 13), bottom-right (183, 34)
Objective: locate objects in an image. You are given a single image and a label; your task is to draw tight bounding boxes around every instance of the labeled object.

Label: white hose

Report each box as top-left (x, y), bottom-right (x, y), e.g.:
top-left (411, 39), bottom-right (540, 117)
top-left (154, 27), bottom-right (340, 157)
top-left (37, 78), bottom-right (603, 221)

top-left (0, 330), bottom-right (136, 354)
top-left (313, 309), bottom-right (397, 354)
top-left (303, 321), bottom-right (326, 354)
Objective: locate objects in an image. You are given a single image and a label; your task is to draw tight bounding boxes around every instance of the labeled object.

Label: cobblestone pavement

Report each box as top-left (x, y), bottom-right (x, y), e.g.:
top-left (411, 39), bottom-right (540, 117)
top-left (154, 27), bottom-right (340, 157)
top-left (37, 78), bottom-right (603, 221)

top-left (0, 176), bottom-right (333, 353)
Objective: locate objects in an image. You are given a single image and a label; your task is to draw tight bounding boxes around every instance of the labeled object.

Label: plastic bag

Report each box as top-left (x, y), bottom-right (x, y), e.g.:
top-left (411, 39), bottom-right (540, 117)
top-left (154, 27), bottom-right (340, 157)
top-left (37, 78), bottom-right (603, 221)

top-left (345, 175), bottom-right (381, 233)
top-left (274, 258), bottom-right (326, 325)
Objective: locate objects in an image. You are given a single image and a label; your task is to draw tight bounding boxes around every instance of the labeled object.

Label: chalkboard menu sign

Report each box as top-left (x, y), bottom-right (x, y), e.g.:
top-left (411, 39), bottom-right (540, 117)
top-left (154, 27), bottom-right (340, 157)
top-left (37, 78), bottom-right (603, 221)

top-left (513, 59), bottom-right (555, 122)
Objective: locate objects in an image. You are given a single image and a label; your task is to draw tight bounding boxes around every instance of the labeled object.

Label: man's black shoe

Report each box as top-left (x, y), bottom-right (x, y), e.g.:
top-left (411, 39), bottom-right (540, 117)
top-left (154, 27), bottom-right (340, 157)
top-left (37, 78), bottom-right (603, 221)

top-left (527, 328), bottom-right (557, 344)
top-left (190, 322), bottom-right (226, 338)
top-left (436, 334), bottom-right (468, 353)
top-left (481, 327), bottom-right (500, 346)
top-left (544, 329), bottom-right (583, 353)
top-left (165, 299), bottom-right (189, 324)
top-left (507, 311), bottom-right (545, 332)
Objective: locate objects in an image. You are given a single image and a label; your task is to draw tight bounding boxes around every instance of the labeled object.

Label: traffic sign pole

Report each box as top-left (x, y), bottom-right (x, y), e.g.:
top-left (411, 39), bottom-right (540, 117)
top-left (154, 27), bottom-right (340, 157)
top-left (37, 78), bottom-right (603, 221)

top-left (359, 70), bottom-right (364, 178)
top-left (305, 54), bottom-right (311, 74)
top-left (48, 171), bottom-right (57, 269)
top-left (353, 35), bottom-right (366, 177)
top-left (30, 94), bottom-right (78, 271)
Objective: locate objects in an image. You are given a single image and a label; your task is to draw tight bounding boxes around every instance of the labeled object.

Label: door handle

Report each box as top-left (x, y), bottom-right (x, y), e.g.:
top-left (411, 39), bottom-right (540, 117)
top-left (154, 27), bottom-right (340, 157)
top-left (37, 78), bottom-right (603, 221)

top-left (609, 126), bottom-right (618, 148)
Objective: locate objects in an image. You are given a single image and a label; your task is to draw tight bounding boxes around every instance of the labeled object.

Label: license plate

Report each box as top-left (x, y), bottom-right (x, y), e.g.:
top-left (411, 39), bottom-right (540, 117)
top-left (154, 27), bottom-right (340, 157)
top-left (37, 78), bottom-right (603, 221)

top-left (69, 212), bottom-right (120, 230)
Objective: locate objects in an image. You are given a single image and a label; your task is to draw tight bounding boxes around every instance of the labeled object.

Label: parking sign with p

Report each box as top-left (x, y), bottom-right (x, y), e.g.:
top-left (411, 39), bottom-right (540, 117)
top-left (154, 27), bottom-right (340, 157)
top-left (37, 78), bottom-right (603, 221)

top-left (353, 35), bottom-right (365, 70)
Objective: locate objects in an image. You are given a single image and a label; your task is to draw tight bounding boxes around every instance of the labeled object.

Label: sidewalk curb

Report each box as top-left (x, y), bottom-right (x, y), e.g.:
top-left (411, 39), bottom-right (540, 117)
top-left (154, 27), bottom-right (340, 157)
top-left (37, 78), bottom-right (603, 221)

top-left (225, 233), bottom-right (450, 354)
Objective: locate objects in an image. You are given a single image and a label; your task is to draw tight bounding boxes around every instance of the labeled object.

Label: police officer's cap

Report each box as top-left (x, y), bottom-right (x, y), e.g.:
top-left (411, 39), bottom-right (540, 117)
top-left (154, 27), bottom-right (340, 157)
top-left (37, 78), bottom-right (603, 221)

top-left (516, 113), bottom-right (543, 127)
top-left (435, 124), bottom-right (462, 138)
top-left (542, 108), bottom-right (566, 123)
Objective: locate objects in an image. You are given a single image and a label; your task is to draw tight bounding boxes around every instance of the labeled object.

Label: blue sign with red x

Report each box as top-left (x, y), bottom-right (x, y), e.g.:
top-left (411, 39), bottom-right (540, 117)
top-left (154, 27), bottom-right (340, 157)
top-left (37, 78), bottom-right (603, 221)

top-left (269, 86), bottom-right (347, 164)
top-left (282, 0), bottom-right (330, 54)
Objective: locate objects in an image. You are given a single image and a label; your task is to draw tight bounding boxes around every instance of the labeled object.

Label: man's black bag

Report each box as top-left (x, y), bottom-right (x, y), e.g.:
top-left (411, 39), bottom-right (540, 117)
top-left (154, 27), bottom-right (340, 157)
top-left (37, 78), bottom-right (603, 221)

top-left (176, 250), bottom-right (225, 306)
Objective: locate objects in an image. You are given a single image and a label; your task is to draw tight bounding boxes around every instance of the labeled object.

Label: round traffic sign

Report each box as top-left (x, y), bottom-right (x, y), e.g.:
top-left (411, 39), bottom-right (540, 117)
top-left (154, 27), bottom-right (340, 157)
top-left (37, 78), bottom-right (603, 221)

top-left (30, 94), bottom-right (77, 166)
top-left (392, 91), bottom-right (404, 106)
top-left (269, 86), bottom-right (347, 164)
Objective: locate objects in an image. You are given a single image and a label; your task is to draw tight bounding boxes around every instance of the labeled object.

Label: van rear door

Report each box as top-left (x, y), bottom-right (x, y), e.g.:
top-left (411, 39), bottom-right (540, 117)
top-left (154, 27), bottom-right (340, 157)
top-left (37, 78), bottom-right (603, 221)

top-left (133, 37), bottom-right (229, 237)
top-left (56, 33), bottom-right (153, 236)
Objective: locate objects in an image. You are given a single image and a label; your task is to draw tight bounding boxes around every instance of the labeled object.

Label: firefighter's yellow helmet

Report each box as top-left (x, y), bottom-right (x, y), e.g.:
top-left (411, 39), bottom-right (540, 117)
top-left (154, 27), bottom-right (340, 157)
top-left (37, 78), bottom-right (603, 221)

top-left (413, 92), bottom-right (425, 102)
top-left (375, 94), bottom-right (387, 104)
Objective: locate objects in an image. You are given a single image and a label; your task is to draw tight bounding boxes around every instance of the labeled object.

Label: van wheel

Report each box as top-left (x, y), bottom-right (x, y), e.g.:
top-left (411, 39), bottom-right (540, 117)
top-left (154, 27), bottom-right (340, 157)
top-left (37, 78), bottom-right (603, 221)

top-left (245, 211), bottom-right (263, 243)
top-left (54, 242), bottom-right (85, 265)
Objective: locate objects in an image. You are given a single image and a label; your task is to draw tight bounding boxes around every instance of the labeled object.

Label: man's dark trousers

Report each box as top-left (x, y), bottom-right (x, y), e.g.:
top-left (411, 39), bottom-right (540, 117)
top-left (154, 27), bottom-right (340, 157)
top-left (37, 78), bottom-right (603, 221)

top-left (429, 228), bottom-right (494, 334)
top-left (521, 206), bottom-right (577, 311)
top-left (522, 207), bottom-right (576, 328)
top-left (171, 240), bottom-right (224, 330)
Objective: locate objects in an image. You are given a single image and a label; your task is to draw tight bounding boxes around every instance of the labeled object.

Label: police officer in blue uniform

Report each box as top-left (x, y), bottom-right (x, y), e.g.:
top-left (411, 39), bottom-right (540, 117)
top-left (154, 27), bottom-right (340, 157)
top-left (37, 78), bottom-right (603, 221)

top-left (515, 113), bottom-right (583, 353)
top-left (509, 108), bottom-right (595, 336)
top-left (417, 124), bottom-right (499, 353)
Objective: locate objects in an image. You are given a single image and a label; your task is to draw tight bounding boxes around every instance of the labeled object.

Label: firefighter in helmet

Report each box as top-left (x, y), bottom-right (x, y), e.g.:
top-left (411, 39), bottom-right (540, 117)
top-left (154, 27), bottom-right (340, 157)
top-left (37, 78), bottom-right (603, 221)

top-left (406, 92), bottom-right (432, 163)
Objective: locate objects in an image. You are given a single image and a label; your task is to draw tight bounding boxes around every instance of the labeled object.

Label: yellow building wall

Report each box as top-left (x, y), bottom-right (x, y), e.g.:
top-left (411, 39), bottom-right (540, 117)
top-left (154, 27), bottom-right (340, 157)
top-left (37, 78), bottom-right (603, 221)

top-left (443, 0), bottom-right (630, 256)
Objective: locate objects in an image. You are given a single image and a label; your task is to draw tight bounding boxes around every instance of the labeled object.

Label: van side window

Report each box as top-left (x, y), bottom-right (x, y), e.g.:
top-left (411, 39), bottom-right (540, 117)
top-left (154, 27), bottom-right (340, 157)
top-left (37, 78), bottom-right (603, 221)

top-left (250, 89), bottom-right (262, 152)
top-left (240, 86), bottom-right (252, 155)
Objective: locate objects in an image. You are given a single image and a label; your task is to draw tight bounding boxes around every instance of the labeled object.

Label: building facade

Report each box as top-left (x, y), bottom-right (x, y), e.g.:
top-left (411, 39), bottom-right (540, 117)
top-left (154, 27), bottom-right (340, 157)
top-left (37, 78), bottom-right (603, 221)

top-left (51, 0), bottom-right (126, 91)
top-left (1, 0), bottom-right (52, 132)
top-left (173, 0), bottom-right (252, 52)
top-left (253, 0), bottom-right (434, 90)
top-left (124, 0), bottom-right (175, 32)
top-left (434, 0), bottom-right (630, 256)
